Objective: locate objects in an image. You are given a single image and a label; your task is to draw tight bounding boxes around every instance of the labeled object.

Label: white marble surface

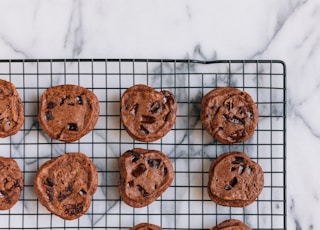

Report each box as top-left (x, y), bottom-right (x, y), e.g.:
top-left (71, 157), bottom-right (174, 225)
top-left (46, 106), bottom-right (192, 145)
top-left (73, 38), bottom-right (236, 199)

top-left (0, 0), bottom-right (318, 229)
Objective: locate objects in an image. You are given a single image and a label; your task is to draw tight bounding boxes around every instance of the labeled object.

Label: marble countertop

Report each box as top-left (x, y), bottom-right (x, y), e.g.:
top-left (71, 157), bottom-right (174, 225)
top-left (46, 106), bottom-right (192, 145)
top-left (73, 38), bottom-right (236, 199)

top-left (0, 0), bottom-right (318, 229)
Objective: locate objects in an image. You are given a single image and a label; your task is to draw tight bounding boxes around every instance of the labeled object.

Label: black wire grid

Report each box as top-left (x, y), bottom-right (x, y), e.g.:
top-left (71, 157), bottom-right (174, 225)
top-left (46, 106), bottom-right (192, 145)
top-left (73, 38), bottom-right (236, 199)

top-left (0, 59), bottom-right (286, 230)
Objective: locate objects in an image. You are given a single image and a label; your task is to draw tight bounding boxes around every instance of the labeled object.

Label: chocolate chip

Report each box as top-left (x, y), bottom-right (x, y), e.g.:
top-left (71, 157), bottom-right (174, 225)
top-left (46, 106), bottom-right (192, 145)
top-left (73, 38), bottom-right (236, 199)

top-left (76, 96), bottom-right (83, 105)
top-left (44, 178), bottom-right (54, 187)
top-left (229, 177), bottom-right (238, 187)
top-left (14, 180), bottom-right (21, 189)
top-left (46, 189), bottom-right (53, 202)
top-left (147, 159), bottom-right (161, 168)
top-left (67, 123), bottom-right (78, 131)
top-left (223, 115), bottom-right (244, 125)
top-left (58, 185), bottom-right (73, 201)
top-left (224, 177), bottom-right (238, 191)
top-left (125, 103), bottom-right (139, 115)
top-left (137, 185), bottom-right (149, 197)
top-left (5, 197), bottom-right (11, 204)
top-left (140, 125), bottom-right (149, 135)
top-left (141, 115), bottom-right (156, 124)
top-left (162, 167), bottom-right (168, 176)
top-left (131, 163), bottom-right (146, 177)
top-left (232, 156), bottom-right (244, 164)
top-left (58, 192), bottom-right (68, 202)
top-left (230, 117), bottom-right (244, 125)
top-left (64, 203), bottom-right (84, 215)
top-left (230, 129), bottom-right (245, 140)
top-left (45, 111), bottom-right (54, 120)
top-left (132, 154), bottom-right (140, 162)
top-left (163, 112), bottom-right (171, 122)
top-left (149, 101), bottom-right (161, 113)
top-left (163, 91), bottom-right (175, 104)
top-left (132, 103), bottom-right (139, 114)
top-left (225, 101), bottom-right (231, 110)
top-left (67, 184), bottom-right (73, 192)
top-left (222, 115), bottom-right (228, 121)
top-left (128, 181), bottom-right (134, 187)
top-left (246, 110), bottom-right (253, 119)
top-left (60, 98), bottom-right (65, 106)
top-left (128, 151), bottom-right (140, 162)
top-left (238, 165), bottom-right (245, 175)
top-left (47, 101), bottom-right (56, 109)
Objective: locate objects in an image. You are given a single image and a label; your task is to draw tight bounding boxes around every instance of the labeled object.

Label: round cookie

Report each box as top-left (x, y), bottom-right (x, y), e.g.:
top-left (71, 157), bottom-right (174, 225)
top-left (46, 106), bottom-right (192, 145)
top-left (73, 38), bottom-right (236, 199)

top-left (120, 84), bottom-right (177, 142)
top-left (211, 219), bottom-right (251, 230)
top-left (201, 87), bottom-right (258, 144)
top-left (0, 79), bottom-right (24, 138)
top-left (34, 152), bottom-right (98, 220)
top-left (130, 223), bottom-right (163, 230)
top-left (38, 84), bottom-right (100, 142)
top-left (207, 152), bottom-right (264, 207)
top-left (118, 148), bottom-right (174, 208)
top-left (0, 156), bottom-right (24, 210)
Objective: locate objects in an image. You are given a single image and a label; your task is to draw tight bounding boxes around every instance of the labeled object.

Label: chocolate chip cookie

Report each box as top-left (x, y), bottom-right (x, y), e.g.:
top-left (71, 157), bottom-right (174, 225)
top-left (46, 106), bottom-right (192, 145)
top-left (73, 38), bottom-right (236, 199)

top-left (38, 84), bottom-right (100, 142)
top-left (0, 156), bottom-right (24, 210)
top-left (130, 223), bottom-right (163, 230)
top-left (207, 152), bottom-right (264, 207)
top-left (211, 219), bottom-right (251, 230)
top-left (34, 152), bottom-right (98, 220)
top-left (118, 148), bottom-right (174, 208)
top-left (201, 87), bottom-right (258, 144)
top-left (0, 79), bottom-right (24, 138)
top-left (120, 84), bottom-right (177, 142)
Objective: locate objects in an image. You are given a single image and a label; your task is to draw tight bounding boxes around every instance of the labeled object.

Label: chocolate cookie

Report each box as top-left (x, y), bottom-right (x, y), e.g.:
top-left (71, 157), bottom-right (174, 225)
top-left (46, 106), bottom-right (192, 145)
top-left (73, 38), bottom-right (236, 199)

top-left (34, 152), bottom-right (98, 220)
top-left (130, 223), bottom-right (163, 230)
top-left (0, 79), bottom-right (24, 138)
top-left (201, 87), bottom-right (258, 144)
top-left (207, 152), bottom-right (264, 207)
top-left (211, 219), bottom-right (251, 230)
top-left (120, 84), bottom-right (177, 142)
top-left (38, 84), bottom-right (100, 142)
top-left (118, 148), bottom-right (174, 208)
top-left (0, 156), bottom-right (24, 210)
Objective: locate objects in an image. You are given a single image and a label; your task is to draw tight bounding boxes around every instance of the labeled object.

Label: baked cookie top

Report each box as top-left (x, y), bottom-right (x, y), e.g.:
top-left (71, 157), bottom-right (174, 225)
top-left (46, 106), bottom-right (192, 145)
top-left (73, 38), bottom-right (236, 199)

top-left (0, 79), bottom-right (24, 138)
top-left (120, 84), bottom-right (177, 142)
top-left (0, 156), bottom-right (24, 210)
top-left (130, 223), bottom-right (163, 230)
top-left (38, 84), bottom-right (100, 142)
top-left (207, 152), bottom-right (264, 207)
top-left (33, 152), bottom-right (98, 220)
top-left (201, 87), bottom-right (258, 144)
top-left (211, 219), bottom-right (251, 230)
top-left (118, 148), bottom-right (174, 208)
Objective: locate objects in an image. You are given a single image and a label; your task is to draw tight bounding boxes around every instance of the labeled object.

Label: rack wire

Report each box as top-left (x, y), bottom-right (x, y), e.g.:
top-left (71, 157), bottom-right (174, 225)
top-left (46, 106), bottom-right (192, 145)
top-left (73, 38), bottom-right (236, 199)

top-left (0, 59), bottom-right (286, 230)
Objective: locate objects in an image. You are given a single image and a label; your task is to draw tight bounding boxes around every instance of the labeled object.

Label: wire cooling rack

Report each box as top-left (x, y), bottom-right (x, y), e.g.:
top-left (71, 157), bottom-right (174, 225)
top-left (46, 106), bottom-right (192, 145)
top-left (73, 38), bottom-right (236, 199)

top-left (0, 59), bottom-right (286, 230)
